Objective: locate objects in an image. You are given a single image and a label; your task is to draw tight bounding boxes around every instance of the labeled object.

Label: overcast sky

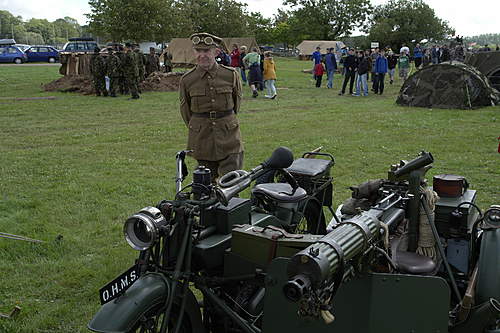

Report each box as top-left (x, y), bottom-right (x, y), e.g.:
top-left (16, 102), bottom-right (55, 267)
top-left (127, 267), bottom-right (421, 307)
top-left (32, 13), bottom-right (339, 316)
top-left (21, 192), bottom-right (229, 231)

top-left (1, 0), bottom-right (499, 36)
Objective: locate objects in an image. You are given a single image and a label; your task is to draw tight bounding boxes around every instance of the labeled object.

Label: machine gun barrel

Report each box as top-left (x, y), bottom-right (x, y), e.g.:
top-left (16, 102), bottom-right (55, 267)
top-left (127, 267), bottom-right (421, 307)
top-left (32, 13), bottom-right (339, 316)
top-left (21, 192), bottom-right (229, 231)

top-left (390, 151), bottom-right (433, 179)
top-left (284, 209), bottom-right (382, 302)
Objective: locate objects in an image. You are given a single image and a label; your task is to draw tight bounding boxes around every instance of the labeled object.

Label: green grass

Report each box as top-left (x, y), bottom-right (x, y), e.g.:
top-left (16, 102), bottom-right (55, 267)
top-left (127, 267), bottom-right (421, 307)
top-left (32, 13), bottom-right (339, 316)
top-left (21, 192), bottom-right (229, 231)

top-left (0, 58), bottom-right (499, 332)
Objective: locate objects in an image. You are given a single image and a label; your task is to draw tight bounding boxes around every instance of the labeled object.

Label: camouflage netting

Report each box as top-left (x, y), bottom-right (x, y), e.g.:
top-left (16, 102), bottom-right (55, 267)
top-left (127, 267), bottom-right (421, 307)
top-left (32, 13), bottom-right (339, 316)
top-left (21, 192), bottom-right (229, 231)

top-left (44, 71), bottom-right (184, 94)
top-left (466, 51), bottom-right (500, 91)
top-left (396, 61), bottom-right (500, 109)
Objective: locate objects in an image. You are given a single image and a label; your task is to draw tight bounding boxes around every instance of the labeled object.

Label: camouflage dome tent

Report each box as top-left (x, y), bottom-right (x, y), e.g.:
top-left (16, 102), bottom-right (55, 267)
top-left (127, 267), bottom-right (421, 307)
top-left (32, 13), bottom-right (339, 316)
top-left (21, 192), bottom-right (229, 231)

top-left (466, 51), bottom-right (500, 91)
top-left (396, 61), bottom-right (500, 109)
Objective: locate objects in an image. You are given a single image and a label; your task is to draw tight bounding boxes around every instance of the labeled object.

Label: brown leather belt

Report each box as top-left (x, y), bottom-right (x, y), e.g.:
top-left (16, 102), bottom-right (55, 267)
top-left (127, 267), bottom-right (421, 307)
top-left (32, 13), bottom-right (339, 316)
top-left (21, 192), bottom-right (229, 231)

top-left (192, 110), bottom-right (234, 120)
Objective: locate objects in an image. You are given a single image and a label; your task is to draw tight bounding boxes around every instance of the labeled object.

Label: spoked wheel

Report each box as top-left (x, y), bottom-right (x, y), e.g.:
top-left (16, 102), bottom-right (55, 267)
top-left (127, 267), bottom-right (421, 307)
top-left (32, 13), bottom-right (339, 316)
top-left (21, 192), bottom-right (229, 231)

top-left (127, 304), bottom-right (193, 333)
top-left (294, 199), bottom-right (326, 235)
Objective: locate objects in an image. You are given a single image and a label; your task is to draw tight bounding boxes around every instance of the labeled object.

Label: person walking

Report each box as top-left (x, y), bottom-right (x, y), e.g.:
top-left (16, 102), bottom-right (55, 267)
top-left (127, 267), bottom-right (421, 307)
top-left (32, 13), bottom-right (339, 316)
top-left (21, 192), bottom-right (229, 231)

top-left (178, 32), bottom-right (243, 183)
top-left (311, 46), bottom-right (322, 79)
top-left (230, 44), bottom-right (241, 77)
top-left (105, 48), bottom-right (121, 97)
top-left (263, 51), bottom-right (277, 99)
top-left (398, 51), bottom-right (410, 82)
top-left (387, 50), bottom-right (398, 84)
top-left (325, 48), bottom-right (337, 89)
top-left (413, 43), bottom-right (423, 69)
top-left (373, 49), bottom-right (388, 95)
top-left (145, 47), bottom-right (160, 77)
top-left (431, 45), bottom-right (440, 64)
top-left (90, 47), bottom-right (107, 97)
top-left (243, 47), bottom-right (262, 98)
top-left (239, 46), bottom-right (247, 84)
top-left (123, 43), bottom-right (140, 99)
top-left (339, 48), bottom-right (357, 95)
top-left (314, 61), bottom-right (325, 88)
top-left (353, 51), bottom-right (369, 96)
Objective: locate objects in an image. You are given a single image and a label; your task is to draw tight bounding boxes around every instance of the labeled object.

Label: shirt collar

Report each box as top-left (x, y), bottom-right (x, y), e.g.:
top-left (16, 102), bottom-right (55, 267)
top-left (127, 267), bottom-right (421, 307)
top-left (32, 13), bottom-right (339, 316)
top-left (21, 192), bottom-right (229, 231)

top-left (196, 62), bottom-right (219, 78)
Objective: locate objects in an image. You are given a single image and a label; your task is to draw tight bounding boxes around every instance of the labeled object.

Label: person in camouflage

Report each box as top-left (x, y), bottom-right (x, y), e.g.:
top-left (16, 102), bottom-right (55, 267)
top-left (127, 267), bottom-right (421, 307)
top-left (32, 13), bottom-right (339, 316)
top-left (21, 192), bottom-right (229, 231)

top-left (117, 46), bottom-right (129, 95)
top-left (133, 45), bottom-right (146, 85)
top-left (163, 49), bottom-right (173, 73)
top-left (123, 43), bottom-right (140, 99)
top-left (90, 47), bottom-right (107, 96)
top-left (145, 47), bottom-right (160, 77)
top-left (105, 48), bottom-right (121, 97)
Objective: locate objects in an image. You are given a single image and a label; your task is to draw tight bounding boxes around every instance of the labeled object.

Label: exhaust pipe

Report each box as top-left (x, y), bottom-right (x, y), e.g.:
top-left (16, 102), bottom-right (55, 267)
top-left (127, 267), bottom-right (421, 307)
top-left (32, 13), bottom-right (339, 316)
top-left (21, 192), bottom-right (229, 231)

top-left (451, 298), bottom-right (500, 333)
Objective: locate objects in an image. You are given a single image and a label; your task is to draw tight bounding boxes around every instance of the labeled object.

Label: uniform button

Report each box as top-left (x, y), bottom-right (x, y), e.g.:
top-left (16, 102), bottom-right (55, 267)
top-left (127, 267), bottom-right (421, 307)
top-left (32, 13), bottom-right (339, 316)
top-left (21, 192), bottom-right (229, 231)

top-left (210, 87), bottom-right (214, 90)
top-left (211, 99), bottom-right (215, 102)
top-left (212, 122), bottom-right (216, 125)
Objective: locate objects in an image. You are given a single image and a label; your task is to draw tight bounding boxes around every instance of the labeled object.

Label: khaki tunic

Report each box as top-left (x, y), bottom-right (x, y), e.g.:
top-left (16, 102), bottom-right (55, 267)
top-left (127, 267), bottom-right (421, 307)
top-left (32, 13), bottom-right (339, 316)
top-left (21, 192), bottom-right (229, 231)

top-left (179, 63), bottom-right (243, 161)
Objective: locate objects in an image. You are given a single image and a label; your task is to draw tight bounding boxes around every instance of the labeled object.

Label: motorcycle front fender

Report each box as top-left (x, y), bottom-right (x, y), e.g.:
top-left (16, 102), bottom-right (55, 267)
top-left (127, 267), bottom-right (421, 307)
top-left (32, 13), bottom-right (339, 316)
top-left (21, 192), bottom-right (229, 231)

top-left (88, 272), bottom-right (204, 333)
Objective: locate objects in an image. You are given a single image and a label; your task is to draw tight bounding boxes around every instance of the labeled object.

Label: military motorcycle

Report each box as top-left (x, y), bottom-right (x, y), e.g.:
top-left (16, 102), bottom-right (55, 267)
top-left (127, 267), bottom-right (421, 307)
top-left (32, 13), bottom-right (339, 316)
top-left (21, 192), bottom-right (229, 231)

top-left (88, 148), bottom-right (500, 333)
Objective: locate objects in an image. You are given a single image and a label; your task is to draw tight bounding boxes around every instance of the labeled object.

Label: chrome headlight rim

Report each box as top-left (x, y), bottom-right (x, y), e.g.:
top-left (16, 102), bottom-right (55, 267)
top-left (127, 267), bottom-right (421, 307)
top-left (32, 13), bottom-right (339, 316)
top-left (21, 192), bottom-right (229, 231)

top-left (123, 207), bottom-right (165, 251)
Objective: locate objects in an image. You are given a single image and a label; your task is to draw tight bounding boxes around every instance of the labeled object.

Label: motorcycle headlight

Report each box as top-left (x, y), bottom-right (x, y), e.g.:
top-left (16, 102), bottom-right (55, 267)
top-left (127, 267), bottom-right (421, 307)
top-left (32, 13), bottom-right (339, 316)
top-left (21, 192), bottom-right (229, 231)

top-left (123, 207), bottom-right (167, 250)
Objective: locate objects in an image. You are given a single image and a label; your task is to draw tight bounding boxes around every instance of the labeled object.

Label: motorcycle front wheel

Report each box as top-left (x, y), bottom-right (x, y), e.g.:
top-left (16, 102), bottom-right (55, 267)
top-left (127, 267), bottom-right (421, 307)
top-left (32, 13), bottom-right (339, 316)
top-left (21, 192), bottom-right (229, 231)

top-left (127, 303), bottom-right (193, 333)
top-left (295, 198), bottom-right (326, 234)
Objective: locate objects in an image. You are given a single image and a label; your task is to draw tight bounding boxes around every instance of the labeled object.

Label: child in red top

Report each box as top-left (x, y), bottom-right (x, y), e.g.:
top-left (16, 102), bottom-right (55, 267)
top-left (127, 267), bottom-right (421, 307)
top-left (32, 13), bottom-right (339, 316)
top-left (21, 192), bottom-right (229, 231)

top-left (314, 62), bottom-right (325, 87)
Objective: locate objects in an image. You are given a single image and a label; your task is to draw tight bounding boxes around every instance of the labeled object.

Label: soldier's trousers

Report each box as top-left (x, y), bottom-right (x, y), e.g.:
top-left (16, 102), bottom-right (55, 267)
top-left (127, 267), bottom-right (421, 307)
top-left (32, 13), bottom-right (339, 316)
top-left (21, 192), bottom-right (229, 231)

top-left (125, 76), bottom-right (139, 98)
top-left (119, 76), bottom-right (128, 95)
top-left (109, 76), bottom-right (119, 96)
top-left (93, 76), bottom-right (106, 96)
top-left (197, 152), bottom-right (244, 184)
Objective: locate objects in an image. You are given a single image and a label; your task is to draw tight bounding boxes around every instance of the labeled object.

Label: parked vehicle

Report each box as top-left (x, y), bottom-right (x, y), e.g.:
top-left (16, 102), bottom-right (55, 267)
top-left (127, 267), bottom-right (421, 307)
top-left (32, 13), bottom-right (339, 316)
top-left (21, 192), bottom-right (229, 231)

top-left (62, 37), bottom-right (99, 53)
top-left (15, 44), bottom-right (31, 52)
top-left (88, 148), bottom-right (500, 333)
top-left (0, 44), bottom-right (27, 64)
top-left (25, 45), bottom-right (60, 63)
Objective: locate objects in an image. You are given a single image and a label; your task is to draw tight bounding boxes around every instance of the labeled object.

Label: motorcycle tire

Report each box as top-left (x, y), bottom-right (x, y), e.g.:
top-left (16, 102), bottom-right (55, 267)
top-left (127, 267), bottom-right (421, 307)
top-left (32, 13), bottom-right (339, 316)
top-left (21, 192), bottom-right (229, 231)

top-left (127, 303), bottom-right (193, 333)
top-left (296, 198), bottom-right (326, 235)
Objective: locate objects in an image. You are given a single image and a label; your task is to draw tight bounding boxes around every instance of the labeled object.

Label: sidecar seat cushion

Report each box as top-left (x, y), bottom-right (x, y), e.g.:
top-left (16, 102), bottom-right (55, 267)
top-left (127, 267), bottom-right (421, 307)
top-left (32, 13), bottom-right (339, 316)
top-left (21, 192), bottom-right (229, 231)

top-left (252, 183), bottom-right (307, 203)
top-left (287, 158), bottom-right (332, 177)
top-left (395, 251), bottom-right (437, 275)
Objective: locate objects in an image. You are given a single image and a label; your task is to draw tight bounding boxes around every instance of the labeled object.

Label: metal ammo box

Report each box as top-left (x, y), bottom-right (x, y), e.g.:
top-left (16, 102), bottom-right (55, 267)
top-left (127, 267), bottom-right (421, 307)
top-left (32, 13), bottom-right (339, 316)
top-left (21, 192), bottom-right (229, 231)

top-left (231, 224), bottom-right (323, 268)
top-left (286, 152), bottom-right (334, 207)
top-left (434, 189), bottom-right (478, 239)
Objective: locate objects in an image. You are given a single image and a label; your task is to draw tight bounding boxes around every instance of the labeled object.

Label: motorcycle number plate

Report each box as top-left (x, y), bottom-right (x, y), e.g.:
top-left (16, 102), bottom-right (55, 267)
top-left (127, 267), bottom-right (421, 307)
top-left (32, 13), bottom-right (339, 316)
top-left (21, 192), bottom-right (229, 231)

top-left (99, 265), bottom-right (139, 305)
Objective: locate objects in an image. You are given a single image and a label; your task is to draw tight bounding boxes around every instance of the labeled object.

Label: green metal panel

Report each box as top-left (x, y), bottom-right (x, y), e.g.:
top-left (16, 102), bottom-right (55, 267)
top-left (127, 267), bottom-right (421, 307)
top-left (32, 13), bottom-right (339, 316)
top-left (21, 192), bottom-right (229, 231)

top-left (263, 258), bottom-right (450, 333)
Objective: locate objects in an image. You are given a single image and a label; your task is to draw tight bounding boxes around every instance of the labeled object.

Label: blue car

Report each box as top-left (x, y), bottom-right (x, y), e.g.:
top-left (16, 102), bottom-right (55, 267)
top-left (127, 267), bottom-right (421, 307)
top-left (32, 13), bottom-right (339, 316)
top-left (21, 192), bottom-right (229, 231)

top-left (25, 45), bottom-right (60, 63)
top-left (0, 45), bottom-right (27, 64)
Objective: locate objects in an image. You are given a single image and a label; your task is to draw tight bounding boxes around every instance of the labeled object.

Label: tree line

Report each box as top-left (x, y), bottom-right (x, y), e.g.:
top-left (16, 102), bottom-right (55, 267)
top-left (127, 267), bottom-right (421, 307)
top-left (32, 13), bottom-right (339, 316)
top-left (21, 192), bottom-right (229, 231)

top-left (0, 10), bottom-right (86, 46)
top-left (2, 0), bottom-right (459, 51)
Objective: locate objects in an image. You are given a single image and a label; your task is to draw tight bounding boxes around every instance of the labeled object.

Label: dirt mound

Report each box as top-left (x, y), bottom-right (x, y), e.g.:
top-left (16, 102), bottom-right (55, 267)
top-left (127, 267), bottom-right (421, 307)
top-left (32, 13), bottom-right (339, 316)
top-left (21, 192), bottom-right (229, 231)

top-left (140, 71), bottom-right (184, 92)
top-left (43, 71), bottom-right (185, 95)
top-left (43, 75), bottom-right (94, 95)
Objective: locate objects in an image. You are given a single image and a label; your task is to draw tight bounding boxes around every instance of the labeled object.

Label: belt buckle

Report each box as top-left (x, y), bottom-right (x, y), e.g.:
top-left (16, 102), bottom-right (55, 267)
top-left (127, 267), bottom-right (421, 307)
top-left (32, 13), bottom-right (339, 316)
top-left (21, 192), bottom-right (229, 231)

top-left (209, 111), bottom-right (217, 120)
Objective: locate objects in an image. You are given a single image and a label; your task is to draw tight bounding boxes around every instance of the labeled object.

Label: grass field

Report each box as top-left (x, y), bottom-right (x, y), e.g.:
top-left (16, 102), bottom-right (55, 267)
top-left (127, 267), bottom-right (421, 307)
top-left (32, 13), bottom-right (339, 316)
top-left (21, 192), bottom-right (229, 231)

top-left (0, 58), bottom-right (499, 332)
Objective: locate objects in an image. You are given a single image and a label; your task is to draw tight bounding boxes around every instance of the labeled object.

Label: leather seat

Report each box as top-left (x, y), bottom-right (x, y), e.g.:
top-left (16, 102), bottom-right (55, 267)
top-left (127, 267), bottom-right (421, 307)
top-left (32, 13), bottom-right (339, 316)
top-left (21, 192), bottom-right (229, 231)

top-left (252, 183), bottom-right (307, 203)
top-left (394, 251), bottom-right (437, 275)
top-left (287, 158), bottom-right (332, 177)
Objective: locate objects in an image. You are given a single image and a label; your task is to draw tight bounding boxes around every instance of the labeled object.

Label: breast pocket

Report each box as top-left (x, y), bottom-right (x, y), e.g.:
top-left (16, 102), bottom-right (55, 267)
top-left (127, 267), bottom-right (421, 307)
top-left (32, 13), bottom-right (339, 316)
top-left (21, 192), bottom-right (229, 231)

top-left (216, 87), bottom-right (233, 110)
top-left (190, 89), bottom-right (208, 112)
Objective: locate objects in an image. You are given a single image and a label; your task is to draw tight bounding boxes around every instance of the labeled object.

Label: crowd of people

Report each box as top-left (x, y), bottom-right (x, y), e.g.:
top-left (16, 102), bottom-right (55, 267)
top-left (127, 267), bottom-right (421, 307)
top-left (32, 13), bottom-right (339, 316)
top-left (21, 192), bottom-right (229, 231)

top-left (307, 38), bottom-right (491, 97)
top-left (215, 44), bottom-right (278, 99)
top-left (90, 43), bottom-right (172, 99)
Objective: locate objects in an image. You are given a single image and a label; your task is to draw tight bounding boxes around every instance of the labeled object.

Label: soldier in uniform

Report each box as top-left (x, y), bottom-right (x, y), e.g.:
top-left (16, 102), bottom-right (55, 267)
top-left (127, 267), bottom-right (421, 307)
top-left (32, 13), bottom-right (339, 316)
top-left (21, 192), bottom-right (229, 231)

top-left (145, 47), bottom-right (160, 77)
top-left (123, 43), bottom-right (140, 99)
top-left (133, 45), bottom-right (146, 86)
top-left (179, 32), bottom-right (243, 183)
top-left (117, 46), bottom-right (129, 95)
top-left (105, 48), bottom-right (121, 97)
top-left (90, 47), bottom-right (107, 96)
top-left (163, 49), bottom-right (173, 73)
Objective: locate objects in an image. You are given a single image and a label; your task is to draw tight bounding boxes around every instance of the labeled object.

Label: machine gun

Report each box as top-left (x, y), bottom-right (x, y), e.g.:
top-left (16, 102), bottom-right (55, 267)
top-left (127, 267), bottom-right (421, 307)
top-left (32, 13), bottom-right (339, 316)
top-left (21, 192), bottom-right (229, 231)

top-left (283, 151), bottom-right (436, 318)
